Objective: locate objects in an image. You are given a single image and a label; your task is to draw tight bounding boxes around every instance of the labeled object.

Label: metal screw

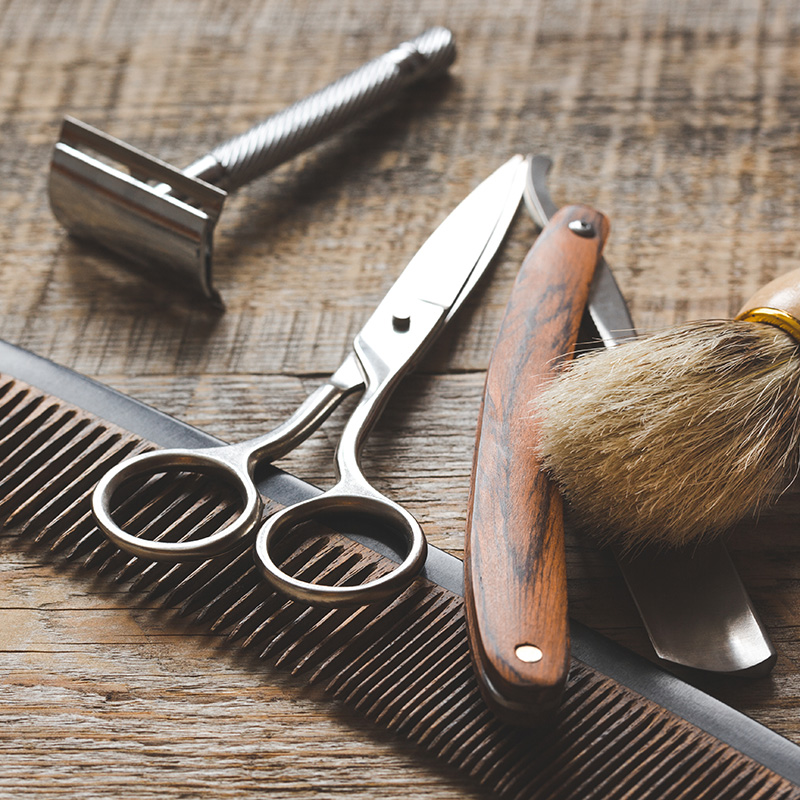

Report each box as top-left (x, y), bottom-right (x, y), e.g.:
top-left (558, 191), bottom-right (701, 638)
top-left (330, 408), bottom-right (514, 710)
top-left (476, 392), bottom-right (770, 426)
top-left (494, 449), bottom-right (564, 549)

top-left (392, 309), bottom-right (412, 332)
top-left (568, 219), bottom-right (595, 238)
top-left (515, 644), bottom-right (544, 663)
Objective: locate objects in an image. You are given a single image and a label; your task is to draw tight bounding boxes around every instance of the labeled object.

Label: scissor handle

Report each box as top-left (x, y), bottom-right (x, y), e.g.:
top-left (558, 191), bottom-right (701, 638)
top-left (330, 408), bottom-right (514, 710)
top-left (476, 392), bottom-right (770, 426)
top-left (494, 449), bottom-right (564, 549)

top-left (92, 444), bottom-right (262, 561)
top-left (250, 314), bottom-right (432, 605)
top-left (253, 484), bottom-right (427, 607)
top-left (92, 363), bottom-right (365, 561)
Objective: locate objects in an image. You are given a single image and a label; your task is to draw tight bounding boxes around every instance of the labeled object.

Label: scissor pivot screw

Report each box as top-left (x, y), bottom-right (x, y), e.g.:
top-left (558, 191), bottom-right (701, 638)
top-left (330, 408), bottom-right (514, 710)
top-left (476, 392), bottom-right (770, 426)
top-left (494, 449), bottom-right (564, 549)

top-left (568, 219), bottom-right (595, 238)
top-left (392, 311), bottom-right (412, 332)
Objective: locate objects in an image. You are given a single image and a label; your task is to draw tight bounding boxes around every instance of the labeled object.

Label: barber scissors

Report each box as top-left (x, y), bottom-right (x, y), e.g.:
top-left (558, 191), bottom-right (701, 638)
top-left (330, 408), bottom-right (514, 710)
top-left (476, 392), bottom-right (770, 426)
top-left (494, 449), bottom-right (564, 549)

top-left (92, 155), bottom-right (528, 607)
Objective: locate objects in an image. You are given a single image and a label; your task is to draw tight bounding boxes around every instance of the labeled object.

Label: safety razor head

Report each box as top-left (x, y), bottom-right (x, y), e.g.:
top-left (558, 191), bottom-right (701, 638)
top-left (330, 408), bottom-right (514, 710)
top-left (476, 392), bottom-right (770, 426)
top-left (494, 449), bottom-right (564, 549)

top-left (48, 117), bottom-right (228, 306)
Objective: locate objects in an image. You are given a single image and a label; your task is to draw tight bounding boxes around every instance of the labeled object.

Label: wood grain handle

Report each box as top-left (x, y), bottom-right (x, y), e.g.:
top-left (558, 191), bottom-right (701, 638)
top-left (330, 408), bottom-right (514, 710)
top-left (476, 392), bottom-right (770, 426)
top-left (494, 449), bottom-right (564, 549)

top-left (464, 204), bottom-right (610, 726)
top-left (736, 267), bottom-right (800, 344)
top-left (737, 267), bottom-right (800, 320)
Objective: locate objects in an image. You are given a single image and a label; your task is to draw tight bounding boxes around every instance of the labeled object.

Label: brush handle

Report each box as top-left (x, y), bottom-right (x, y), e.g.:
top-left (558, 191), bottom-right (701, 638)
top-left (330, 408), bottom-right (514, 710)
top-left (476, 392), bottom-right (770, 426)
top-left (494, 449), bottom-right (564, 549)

top-left (738, 267), bottom-right (800, 317)
top-left (464, 204), bottom-right (609, 726)
top-left (736, 267), bottom-right (800, 343)
top-left (183, 27), bottom-right (455, 192)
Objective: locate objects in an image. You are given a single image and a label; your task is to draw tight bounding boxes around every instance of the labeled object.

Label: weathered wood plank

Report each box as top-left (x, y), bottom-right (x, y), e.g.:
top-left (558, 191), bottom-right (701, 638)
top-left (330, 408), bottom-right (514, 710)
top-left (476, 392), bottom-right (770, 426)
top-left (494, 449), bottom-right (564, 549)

top-left (0, 0), bottom-right (799, 796)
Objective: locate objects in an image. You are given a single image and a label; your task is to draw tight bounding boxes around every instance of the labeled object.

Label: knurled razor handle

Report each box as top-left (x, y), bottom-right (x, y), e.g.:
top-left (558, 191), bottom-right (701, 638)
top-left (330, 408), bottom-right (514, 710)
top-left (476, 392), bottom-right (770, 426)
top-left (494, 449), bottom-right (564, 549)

top-left (184, 27), bottom-right (456, 191)
top-left (464, 204), bottom-right (610, 726)
top-left (49, 28), bottom-right (455, 306)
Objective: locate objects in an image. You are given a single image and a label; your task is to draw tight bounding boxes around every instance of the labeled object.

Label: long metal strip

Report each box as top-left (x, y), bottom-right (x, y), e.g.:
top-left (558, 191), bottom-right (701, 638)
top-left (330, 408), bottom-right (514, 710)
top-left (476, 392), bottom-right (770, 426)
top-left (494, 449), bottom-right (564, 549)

top-left (0, 337), bottom-right (797, 785)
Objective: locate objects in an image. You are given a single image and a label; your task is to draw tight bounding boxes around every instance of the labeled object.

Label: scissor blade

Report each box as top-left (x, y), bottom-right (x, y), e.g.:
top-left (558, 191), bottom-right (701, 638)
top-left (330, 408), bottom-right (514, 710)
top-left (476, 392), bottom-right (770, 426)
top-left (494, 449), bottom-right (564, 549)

top-left (329, 157), bottom-right (526, 395)
top-left (385, 155), bottom-right (527, 315)
top-left (525, 155), bottom-right (634, 348)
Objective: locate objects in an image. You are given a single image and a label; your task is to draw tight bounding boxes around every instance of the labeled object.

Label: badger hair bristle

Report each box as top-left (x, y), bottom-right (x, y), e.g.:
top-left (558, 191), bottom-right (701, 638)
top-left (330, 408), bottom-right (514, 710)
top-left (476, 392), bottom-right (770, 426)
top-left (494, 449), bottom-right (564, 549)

top-left (535, 319), bottom-right (800, 551)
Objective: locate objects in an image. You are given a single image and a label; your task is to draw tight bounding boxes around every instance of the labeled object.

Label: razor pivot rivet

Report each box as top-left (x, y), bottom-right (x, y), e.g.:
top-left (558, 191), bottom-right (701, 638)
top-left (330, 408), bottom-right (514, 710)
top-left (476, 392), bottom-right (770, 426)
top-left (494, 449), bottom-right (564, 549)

top-left (568, 219), bottom-right (595, 237)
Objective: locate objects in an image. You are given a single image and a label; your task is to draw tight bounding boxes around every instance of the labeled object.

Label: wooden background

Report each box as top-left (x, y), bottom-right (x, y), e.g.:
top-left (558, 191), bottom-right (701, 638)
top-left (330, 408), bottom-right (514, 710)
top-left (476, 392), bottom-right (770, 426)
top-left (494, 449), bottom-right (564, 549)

top-left (1, 0), bottom-right (799, 797)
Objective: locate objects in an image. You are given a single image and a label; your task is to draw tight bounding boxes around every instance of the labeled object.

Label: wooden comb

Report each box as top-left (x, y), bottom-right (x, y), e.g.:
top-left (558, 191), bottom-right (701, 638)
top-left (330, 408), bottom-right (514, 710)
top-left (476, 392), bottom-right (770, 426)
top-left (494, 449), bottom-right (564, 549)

top-left (0, 339), bottom-right (798, 799)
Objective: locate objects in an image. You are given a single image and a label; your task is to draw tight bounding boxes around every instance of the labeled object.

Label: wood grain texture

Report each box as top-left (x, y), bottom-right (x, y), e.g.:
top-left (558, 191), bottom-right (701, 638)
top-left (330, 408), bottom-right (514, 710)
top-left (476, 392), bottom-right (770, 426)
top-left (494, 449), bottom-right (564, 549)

top-left (0, 0), bottom-right (799, 797)
top-left (737, 266), bottom-right (800, 322)
top-left (464, 206), bottom-right (608, 724)
top-left (0, 375), bottom-right (797, 800)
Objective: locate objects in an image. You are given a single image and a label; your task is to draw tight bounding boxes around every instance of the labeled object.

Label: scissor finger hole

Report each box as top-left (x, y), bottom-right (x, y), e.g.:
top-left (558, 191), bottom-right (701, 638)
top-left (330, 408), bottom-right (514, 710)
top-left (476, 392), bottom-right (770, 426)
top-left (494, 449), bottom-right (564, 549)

top-left (254, 497), bottom-right (428, 607)
top-left (94, 452), bottom-right (262, 561)
top-left (106, 468), bottom-right (243, 539)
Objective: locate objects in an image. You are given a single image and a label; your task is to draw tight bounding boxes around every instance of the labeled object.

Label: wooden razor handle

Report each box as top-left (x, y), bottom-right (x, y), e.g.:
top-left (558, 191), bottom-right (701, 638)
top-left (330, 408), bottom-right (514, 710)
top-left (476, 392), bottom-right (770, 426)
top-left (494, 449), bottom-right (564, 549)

top-left (464, 204), bottom-right (610, 726)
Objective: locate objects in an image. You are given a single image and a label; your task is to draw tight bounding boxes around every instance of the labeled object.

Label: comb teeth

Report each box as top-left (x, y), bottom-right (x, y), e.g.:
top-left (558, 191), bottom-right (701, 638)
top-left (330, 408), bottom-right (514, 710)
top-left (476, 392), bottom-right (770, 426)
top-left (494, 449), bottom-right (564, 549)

top-left (0, 374), bottom-right (797, 800)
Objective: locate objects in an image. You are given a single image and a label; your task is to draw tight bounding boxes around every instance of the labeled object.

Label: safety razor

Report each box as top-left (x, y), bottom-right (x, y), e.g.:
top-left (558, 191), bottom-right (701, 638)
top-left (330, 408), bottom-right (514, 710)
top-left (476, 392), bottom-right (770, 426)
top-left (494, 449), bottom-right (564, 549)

top-left (48, 27), bottom-right (456, 307)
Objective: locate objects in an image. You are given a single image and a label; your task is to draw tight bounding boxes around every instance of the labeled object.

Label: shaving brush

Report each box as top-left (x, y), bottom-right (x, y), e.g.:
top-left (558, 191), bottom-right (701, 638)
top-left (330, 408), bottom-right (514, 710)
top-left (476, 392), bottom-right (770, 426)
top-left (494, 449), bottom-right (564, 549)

top-left (536, 268), bottom-right (800, 551)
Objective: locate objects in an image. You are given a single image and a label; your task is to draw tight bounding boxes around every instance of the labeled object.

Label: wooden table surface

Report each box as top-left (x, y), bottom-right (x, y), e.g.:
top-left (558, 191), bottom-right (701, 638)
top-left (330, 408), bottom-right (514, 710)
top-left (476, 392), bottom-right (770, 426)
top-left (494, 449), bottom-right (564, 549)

top-left (1, 1), bottom-right (799, 797)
